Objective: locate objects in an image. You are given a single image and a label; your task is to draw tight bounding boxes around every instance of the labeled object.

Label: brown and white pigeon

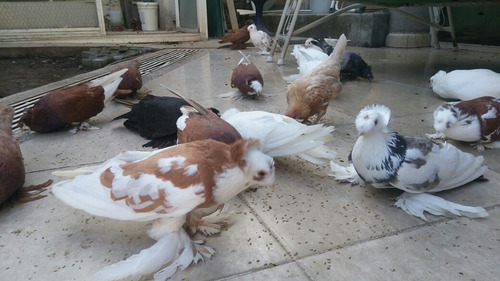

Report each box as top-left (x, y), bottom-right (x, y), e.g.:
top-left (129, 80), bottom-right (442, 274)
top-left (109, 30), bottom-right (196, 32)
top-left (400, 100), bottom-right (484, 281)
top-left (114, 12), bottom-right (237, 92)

top-left (329, 104), bottom-right (489, 220)
top-left (224, 51), bottom-right (264, 99)
top-left (19, 68), bottom-right (127, 133)
top-left (430, 69), bottom-right (500, 100)
top-left (247, 23), bottom-right (271, 55)
top-left (52, 138), bottom-right (275, 281)
top-left (427, 96), bottom-right (500, 151)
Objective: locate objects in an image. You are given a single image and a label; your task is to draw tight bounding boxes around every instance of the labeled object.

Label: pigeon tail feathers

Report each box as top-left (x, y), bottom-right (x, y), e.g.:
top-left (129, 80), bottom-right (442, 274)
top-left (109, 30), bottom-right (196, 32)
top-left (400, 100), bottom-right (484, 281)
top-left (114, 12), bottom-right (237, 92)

top-left (394, 192), bottom-right (489, 220)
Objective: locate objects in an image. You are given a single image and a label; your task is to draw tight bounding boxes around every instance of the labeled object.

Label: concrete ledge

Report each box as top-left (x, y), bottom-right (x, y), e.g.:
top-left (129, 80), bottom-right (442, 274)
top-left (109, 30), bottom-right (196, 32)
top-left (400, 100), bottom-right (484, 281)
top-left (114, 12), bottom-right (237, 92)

top-left (385, 32), bottom-right (430, 48)
top-left (243, 11), bottom-right (390, 47)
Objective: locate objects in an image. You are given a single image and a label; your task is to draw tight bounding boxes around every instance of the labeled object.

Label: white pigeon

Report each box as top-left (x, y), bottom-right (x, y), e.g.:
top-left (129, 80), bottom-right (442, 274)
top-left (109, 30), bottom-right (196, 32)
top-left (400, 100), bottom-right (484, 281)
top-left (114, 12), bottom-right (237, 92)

top-left (426, 96), bottom-right (500, 151)
top-left (284, 44), bottom-right (328, 82)
top-left (221, 108), bottom-right (337, 164)
top-left (247, 23), bottom-right (272, 55)
top-left (329, 104), bottom-right (489, 220)
top-left (429, 69), bottom-right (500, 100)
top-left (52, 138), bottom-right (275, 281)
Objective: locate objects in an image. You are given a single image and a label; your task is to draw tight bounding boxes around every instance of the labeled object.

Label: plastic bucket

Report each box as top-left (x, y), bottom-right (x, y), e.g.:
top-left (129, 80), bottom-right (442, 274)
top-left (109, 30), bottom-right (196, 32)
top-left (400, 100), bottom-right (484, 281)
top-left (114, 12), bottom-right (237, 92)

top-left (109, 10), bottom-right (123, 27)
top-left (137, 2), bottom-right (158, 31)
top-left (310, 0), bottom-right (331, 14)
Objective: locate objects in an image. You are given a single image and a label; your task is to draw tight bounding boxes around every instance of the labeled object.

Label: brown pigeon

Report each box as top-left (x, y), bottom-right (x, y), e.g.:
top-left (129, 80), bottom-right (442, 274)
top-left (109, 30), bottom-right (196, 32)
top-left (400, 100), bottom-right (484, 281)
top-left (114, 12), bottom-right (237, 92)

top-left (112, 60), bottom-right (144, 99)
top-left (0, 105), bottom-right (52, 205)
top-left (218, 20), bottom-right (254, 50)
top-left (161, 85), bottom-right (242, 145)
top-left (230, 51), bottom-right (264, 99)
top-left (19, 68), bottom-right (127, 133)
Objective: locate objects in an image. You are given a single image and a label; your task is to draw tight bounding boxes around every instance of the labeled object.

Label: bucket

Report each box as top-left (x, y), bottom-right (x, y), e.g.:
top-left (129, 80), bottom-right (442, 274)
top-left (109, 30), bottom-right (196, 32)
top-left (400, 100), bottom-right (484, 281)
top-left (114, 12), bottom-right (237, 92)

top-left (109, 10), bottom-right (123, 27)
top-left (136, 2), bottom-right (158, 31)
top-left (310, 0), bottom-right (332, 14)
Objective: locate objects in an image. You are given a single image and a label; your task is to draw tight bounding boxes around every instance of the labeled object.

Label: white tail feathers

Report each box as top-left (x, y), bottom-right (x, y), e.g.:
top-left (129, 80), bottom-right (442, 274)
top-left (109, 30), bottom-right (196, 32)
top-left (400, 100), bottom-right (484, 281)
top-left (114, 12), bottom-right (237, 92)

top-left (395, 192), bottom-right (489, 221)
top-left (86, 68), bottom-right (128, 103)
top-left (327, 161), bottom-right (364, 185)
top-left (101, 77), bottom-right (124, 103)
top-left (93, 230), bottom-right (214, 281)
top-left (222, 109), bottom-right (336, 164)
top-left (86, 68), bottom-right (128, 88)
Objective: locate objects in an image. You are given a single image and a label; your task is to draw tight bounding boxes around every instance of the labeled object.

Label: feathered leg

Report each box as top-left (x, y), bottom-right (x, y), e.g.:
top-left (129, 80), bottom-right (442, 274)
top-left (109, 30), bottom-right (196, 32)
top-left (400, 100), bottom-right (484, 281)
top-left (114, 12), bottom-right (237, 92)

top-left (94, 217), bottom-right (215, 281)
top-left (185, 204), bottom-right (233, 236)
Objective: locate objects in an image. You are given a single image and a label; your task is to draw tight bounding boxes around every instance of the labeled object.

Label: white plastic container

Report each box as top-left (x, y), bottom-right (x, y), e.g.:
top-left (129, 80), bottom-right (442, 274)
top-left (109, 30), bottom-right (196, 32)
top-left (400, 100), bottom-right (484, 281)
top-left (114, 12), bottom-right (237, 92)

top-left (136, 2), bottom-right (158, 31)
top-left (310, 0), bottom-right (331, 14)
top-left (109, 10), bottom-right (123, 27)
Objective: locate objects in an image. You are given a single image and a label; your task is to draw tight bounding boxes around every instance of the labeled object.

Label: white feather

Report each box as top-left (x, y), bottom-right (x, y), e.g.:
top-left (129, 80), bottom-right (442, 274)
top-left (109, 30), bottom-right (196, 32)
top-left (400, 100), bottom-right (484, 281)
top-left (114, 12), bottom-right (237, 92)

top-left (221, 109), bottom-right (336, 164)
top-left (284, 45), bottom-right (328, 82)
top-left (430, 69), bottom-right (500, 100)
top-left (394, 192), bottom-right (488, 220)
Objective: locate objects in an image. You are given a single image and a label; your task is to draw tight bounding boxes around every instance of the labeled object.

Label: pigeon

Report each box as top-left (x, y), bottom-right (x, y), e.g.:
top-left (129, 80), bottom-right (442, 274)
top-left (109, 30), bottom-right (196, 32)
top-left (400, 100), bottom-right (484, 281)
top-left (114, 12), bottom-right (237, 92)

top-left (329, 104), bottom-right (489, 220)
top-left (340, 51), bottom-right (374, 81)
top-left (225, 51), bottom-right (264, 99)
top-left (111, 60), bottom-right (144, 99)
top-left (306, 38), bottom-right (374, 81)
top-left (19, 68), bottom-right (127, 133)
top-left (430, 69), bottom-right (500, 100)
top-left (221, 108), bottom-right (337, 164)
top-left (218, 19), bottom-right (254, 50)
top-left (52, 138), bottom-right (275, 281)
top-left (247, 23), bottom-right (272, 55)
top-left (0, 105), bottom-right (52, 205)
top-left (113, 95), bottom-right (221, 148)
top-left (163, 86), bottom-right (242, 145)
top-left (426, 96), bottom-right (500, 151)
top-left (285, 34), bottom-right (347, 124)
top-left (113, 95), bottom-right (188, 148)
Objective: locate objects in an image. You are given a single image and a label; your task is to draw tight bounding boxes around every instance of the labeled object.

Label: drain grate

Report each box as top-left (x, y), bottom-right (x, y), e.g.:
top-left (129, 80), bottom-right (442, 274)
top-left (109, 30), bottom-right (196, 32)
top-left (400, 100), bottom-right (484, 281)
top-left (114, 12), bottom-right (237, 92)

top-left (139, 49), bottom-right (203, 76)
top-left (10, 49), bottom-right (203, 132)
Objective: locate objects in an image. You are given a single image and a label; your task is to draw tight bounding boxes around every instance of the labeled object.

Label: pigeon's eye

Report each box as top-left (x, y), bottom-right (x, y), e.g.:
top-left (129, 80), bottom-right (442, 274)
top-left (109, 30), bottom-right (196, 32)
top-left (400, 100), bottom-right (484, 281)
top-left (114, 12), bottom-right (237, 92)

top-left (374, 120), bottom-right (378, 125)
top-left (258, 171), bottom-right (267, 177)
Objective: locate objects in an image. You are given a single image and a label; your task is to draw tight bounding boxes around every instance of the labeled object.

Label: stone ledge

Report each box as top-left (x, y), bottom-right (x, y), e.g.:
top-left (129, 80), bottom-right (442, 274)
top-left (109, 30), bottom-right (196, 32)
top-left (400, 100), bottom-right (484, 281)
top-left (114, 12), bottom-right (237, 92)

top-left (385, 33), bottom-right (430, 48)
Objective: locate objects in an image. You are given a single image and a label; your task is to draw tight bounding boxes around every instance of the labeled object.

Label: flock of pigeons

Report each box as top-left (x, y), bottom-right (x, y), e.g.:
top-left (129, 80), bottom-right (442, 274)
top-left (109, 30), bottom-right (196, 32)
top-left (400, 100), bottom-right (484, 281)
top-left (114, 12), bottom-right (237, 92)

top-left (1, 21), bottom-right (500, 281)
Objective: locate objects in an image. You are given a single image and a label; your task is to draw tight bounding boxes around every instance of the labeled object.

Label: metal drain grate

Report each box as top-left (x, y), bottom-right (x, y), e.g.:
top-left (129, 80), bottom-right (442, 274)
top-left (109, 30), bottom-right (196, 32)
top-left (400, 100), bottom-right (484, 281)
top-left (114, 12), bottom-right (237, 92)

top-left (139, 49), bottom-right (203, 76)
top-left (10, 49), bottom-right (203, 132)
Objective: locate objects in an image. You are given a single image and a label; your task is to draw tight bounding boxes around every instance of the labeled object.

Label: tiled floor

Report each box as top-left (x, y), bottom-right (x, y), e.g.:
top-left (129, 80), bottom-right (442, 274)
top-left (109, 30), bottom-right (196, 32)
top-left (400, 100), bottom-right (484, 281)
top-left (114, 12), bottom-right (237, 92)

top-left (1, 41), bottom-right (499, 281)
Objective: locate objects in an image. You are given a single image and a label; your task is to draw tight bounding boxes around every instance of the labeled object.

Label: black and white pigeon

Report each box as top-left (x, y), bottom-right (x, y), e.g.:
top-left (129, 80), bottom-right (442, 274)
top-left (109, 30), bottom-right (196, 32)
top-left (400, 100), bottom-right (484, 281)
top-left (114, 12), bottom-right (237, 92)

top-left (113, 94), bottom-right (220, 148)
top-left (430, 69), bottom-right (500, 100)
top-left (304, 37), bottom-right (374, 81)
top-left (426, 96), bottom-right (500, 151)
top-left (329, 104), bottom-right (489, 220)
